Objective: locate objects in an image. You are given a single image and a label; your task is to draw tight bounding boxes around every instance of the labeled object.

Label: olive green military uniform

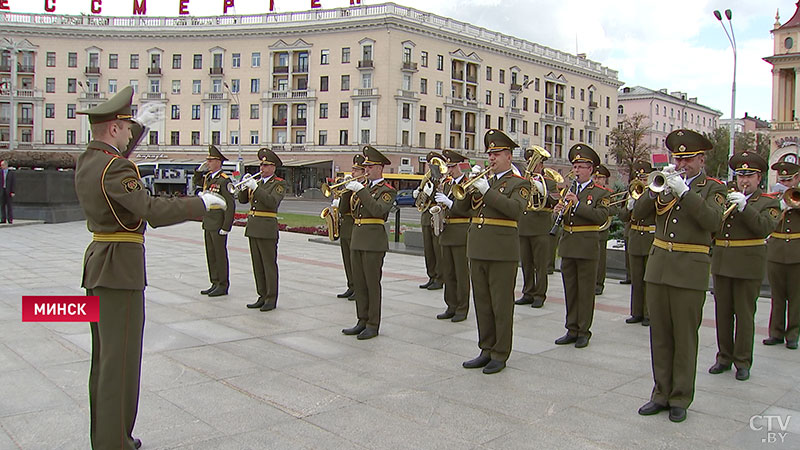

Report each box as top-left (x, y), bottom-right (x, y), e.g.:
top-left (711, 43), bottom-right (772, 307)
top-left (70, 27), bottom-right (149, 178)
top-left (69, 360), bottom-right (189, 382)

top-left (712, 187), bottom-right (779, 371)
top-left (193, 156), bottom-right (235, 294)
top-left (438, 174), bottom-right (472, 317)
top-left (75, 86), bottom-right (206, 450)
top-left (518, 176), bottom-right (557, 305)
top-left (595, 186), bottom-right (614, 294)
top-left (421, 207), bottom-right (443, 284)
top-left (339, 189), bottom-right (356, 293)
top-left (620, 191), bottom-right (656, 321)
top-left (238, 173), bottom-right (286, 310)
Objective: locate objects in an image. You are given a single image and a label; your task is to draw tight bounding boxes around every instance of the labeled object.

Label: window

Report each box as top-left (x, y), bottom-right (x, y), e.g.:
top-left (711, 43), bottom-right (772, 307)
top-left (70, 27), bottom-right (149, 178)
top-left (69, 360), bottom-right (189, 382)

top-left (435, 107), bottom-right (442, 123)
top-left (45, 129), bottom-right (54, 144)
top-left (46, 52), bottom-right (56, 67)
top-left (340, 102), bottom-right (349, 118)
top-left (523, 120), bottom-right (528, 134)
top-left (341, 47), bottom-right (350, 63)
top-left (510, 119), bottom-right (516, 133)
top-left (320, 49), bottom-right (329, 65)
top-left (172, 54), bottom-right (181, 69)
top-left (170, 131), bottom-right (180, 145)
top-left (617, 105), bottom-right (623, 115)
top-left (319, 103), bottom-right (328, 118)
top-left (250, 78), bottom-right (260, 93)
top-left (230, 104), bottom-right (239, 119)
top-left (230, 79), bottom-right (239, 93)
top-left (570, 86), bottom-right (575, 99)
top-left (402, 130), bottom-right (410, 146)
top-left (361, 129), bottom-right (371, 145)
top-left (250, 104), bottom-right (259, 119)
top-left (67, 78), bottom-right (76, 93)
top-left (606, 97), bottom-right (610, 108)
top-left (499, 93), bottom-right (504, 108)
top-left (570, 127), bottom-right (574, 140)
top-left (534, 99), bottom-right (539, 113)
top-left (130, 80), bottom-right (138, 94)
top-left (108, 54), bottom-right (118, 69)
top-left (171, 105), bottom-right (180, 119)
top-left (534, 78), bottom-right (540, 91)
top-left (534, 123), bottom-right (539, 136)
top-left (46, 78), bottom-right (55, 93)
top-left (193, 54), bottom-right (202, 69)
top-left (361, 73), bottom-right (372, 89)
top-left (420, 105), bottom-right (427, 121)
top-left (436, 81), bottom-right (443, 97)
top-left (606, 116), bottom-right (610, 127)
top-left (485, 115), bottom-right (491, 129)
top-left (579, 129), bottom-right (584, 141)
top-left (499, 69), bottom-right (505, 84)
top-left (339, 130), bottom-right (348, 145)
top-left (421, 51), bottom-right (428, 67)
top-left (68, 52), bottom-right (77, 67)
top-left (361, 101), bottom-right (371, 118)
top-left (402, 74), bottom-right (411, 91)
top-left (581, 109), bottom-right (585, 121)
top-left (210, 131), bottom-right (220, 145)
top-left (523, 98), bottom-right (528, 111)
top-left (486, 66), bottom-right (492, 81)
top-left (417, 132), bottom-right (426, 147)
top-left (191, 131), bottom-right (200, 145)
top-left (171, 80), bottom-right (180, 94)
top-left (231, 53), bottom-right (240, 68)
top-left (580, 89), bottom-right (585, 101)
top-left (319, 130), bottom-right (327, 145)
top-left (192, 80), bottom-right (201, 94)
top-left (402, 103), bottom-right (411, 120)
top-left (44, 103), bottom-right (55, 119)
top-left (485, 90), bottom-right (491, 105)
top-left (437, 55), bottom-right (444, 70)
top-left (362, 44), bottom-right (373, 62)
top-left (191, 105), bottom-right (200, 120)
top-left (149, 79), bottom-right (160, 93)
top-left (148, 131), bottom-right (158, 145)
top-left (320, 76), bottom-right (329, 91)
top-left (341, 75), bottom-right (350, 91)
top-left (570, 107), bottom-right (575, 119)
top-left (420, 78), bottom-right (427, 94)
top-left (403, 47), bottom-right (412, 64)
top-left (130, 54), bottom-right (139, 69)
top-left (66, 104), bottom-right (76, 119)
top-left (211, 105), bottom-right (221, 120)
top-left (498, 117), bottom-right (504, 130)
top-left (66, 130), bottom-right (76, 144)
top-left (435, 133), bottom-right (442, 149)
top-left (250, 131), bottom-right (259, 145)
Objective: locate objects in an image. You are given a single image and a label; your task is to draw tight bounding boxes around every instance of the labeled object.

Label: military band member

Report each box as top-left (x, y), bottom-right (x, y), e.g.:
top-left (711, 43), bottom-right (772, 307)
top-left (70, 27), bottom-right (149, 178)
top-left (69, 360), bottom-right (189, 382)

top-left (764, 158), bottom-right (800, 349)
top-left (415, 151), bottom-right (445, 290)
top-left (335, 155), bottom-right (366, 300)
top-left (593, 164), bottom-right (614, 296)
top-left (193, 145), bottom-right (235, 297)
top-left (709, 152), bottom-right (779, 381)
top-left (238, 148), bottom-right (287, 311)
top-left (342, 146), bottom-right (396, 340)
top-left (461, 130), bottom-right (527, 374)
top-left (516, 147), bottom-right (557, 308)
top-left (553, 144), bottom-right (610, 348)
top-left (75, 87), bottom-right (224, 450)
top-left (636, 129), bottom-right (725, 423)
top-left (619, 162), bottom-right (656, 325)
top-left (432, 149), bottom-right (472, 321)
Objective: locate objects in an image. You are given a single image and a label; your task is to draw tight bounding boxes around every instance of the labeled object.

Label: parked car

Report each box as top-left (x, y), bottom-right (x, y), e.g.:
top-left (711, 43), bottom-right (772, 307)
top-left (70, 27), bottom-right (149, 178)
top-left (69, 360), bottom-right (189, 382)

top-left (394, 189), bottom-right (416, 206)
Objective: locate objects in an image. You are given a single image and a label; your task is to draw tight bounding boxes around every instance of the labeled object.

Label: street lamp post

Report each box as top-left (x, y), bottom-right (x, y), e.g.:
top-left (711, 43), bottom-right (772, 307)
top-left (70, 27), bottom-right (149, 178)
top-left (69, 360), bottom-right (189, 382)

top-left (1, 38), bottom-right (24, 153)
top-left (223, 82), bottom-right (243, 173)
top-left (714, 9), bottom-right (737, 181)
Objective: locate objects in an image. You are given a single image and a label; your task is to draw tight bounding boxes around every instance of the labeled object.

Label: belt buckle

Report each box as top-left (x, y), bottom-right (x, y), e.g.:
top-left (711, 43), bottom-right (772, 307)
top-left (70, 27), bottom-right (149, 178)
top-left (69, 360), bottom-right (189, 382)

top-left (476, 217), bottom-right (485, 226)
top-left (667, 242), bottom-right (673, 252)
top-left (723, 240), bottom-right (730, 248)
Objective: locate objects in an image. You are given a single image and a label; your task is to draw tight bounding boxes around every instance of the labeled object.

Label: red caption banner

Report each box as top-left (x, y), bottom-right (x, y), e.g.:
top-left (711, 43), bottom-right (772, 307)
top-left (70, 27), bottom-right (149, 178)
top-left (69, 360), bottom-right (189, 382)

top-left (21, 296), bottom-right (99, 322)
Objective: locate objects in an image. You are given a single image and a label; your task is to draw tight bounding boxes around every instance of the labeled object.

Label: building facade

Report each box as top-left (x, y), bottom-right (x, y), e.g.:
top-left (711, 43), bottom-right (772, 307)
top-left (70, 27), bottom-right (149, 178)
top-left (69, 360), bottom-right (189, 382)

top-left (1, 3), bottom-right (622, 191)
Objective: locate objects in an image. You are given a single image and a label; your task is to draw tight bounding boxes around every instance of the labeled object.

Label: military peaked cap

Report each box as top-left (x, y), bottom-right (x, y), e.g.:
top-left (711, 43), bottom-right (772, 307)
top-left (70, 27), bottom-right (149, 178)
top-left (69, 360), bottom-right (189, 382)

top-left (442, 149), bottom-right (467, 164)
top-left (77, 86), bottom-right (135, 124)
top-left (258, 148), bottom-right (282, 167)
top-left (206, 144), bottom-right (228, 161)
top-left (568, 144), bottom-right (601, 167)
top-left (595, 164), bottom-right (611, 178)
top-left (484, 129), bottom-right (519, 152)
top-left (362, 145), bottom-right (391, 166)
top-left (665, 129), bottom-right (712, 159)
top-left (729, 151), bottom-right (767, 175)
top-left (352, 154), bottom-right (366, 169)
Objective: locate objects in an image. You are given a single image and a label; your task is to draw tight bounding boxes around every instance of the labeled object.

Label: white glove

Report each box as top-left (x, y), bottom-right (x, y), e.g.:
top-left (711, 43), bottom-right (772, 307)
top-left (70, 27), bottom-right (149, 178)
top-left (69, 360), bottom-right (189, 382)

top-left (472, 176), bottom-right (490, 195)
top-left (531, 179), bottom-right (544, 194)
top-left (727, 191), bottom-right (747, 212)
top-left (219, 229), bottom-right (229, 236)
top-left (134, 102), bottom-right (163, 128)
top-left (197, 161), bottom-right (208, 172)
top-left (666, 174), bottom-right (689, 197)
top-left (243, 178), bottom-right (258, 191)
top-left (423, 181), bottom-right (434, 197)
top-left (346, 180), bottom-right (364, 192)
top-left (471, 165), bottom-right (483, 175)
top-left (199, 192), bottom-right (227, 211)
top-left (626, 196), bottom-right (635, 211)
top-left (435, 192), bottom-right (453, 209)
top-left (412, 188), bottom-right (420, 199)
top-left (780, 199), bottom-right (788, 211)
top-left (331, 198), bottom-right (340, 208)
top-left (662, 164), bottom-right (677, 174)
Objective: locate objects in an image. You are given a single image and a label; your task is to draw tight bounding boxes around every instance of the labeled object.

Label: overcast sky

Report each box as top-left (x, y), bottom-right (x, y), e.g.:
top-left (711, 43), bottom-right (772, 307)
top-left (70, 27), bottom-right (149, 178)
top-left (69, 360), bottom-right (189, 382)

top-left (14, 0), bottom-right (798, 121)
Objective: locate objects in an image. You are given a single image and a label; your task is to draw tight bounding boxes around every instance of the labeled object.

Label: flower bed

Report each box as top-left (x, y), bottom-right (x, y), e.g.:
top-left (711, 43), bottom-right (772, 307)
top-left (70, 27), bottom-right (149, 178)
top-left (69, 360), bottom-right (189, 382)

top-left (232, 212), bottom-right (329, 237)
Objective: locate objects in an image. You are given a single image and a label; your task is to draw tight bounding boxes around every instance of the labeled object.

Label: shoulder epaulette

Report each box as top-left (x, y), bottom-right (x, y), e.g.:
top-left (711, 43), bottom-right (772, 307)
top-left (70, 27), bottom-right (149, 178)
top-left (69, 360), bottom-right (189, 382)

top-left (220, 173), bottom-right (229, 179)
top-left (762, 192), bottom-right (779, 198)
top-left (383, 182), bottom-right (396, 190)
top-left (275, 176), bottom-right (284, 181)
top-left (512, 174), bottom-right (526, 180)
top-left (596, 185), bottom-right (613, 193)
top-left (707, 177), bottom-right (724, 185)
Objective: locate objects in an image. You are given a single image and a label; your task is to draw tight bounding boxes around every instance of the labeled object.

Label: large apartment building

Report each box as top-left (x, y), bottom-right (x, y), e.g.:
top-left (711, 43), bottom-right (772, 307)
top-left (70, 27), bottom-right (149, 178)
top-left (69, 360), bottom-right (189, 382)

top-left (1, 3), bottom-right (622, 190)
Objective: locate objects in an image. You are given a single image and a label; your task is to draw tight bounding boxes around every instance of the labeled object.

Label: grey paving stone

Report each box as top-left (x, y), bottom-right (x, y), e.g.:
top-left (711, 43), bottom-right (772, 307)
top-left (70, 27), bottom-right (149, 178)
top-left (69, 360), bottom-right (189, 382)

top-left (0, 368), bottom-right (74, 417)
top-left (0, 406), bottom-right (90, 450)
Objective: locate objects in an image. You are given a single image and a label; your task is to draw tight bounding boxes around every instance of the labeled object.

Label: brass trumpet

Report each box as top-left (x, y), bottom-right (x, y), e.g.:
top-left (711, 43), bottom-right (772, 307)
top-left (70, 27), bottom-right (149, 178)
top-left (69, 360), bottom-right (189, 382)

top-left (452, 166), bottom-right (493, 200)
top-left (647, 168), bottom-right (686, 194)
top-left (320, 174), bottom-right (367, 197)
top-left (227, 172), bottom-right (260, 194)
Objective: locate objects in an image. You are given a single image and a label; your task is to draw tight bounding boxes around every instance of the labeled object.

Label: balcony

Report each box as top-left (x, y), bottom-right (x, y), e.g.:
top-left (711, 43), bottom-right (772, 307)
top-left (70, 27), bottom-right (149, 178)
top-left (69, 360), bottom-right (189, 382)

top-left (14, 89), bottom-right (39, 98)
top-left (293, 65), bottom-right (308, 73)
top-left (507, 106), bottom-right (521, 115)
top-left (203, 92), bottom-right (227, 101)
top-left (141, 92), bottom-right (166, 100)
top-left (510, 83), bottom-right (522, 93)
top-left (264, 89), bottom-right (316, 100)
top-left (357, 59), bottom-right (374, 69)
top-left (292, 118), bottom-right (307, 126)
top-left (18, 117), bottom-right (33, 125)
top-left (450, 124), bottom-right (462, 132)
top-left (0, 65), bottom-right (9, 72)
top-left (352, 87), bottom-right (378, 97)
top-left (465, 125), bottom-right (476, 133)
top-left (84, 66), bottom-right (101, 75)
top-left (272, 118), bottom-right (287, 126)
top-left (588, 101), bottom-right (598, 109)
top-left (451, 71), bottom-right (464, 81)
top-left (209, 67), bottom-right (224, 75)
top-left (395, 89), bottom-right (417, 99)
top-left (147, 66), bottom-right (162, 75)
top-left (401, 61), bottom-right (418, 72)
top-left (18, 64), bottom-right (35, 73)
top-left (273, 65), bottom-right (289, 73)
top-left (772, 121), bottom-right (800, 131)
top-left (80, 91), bottom-right (106, 100)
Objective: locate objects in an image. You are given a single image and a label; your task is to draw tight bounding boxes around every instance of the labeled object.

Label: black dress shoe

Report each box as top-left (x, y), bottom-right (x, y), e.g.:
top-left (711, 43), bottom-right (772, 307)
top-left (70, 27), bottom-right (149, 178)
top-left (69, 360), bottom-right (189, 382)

top-left (342, 323), bottom-right (366, 335)
top-left (787, 341), bottom-right (798, 350)
top-left (574, 336), bottom-right (590, 348)
top-left (134, 438), bottom-right (142, 449)
top-left (419, 279), bottom-right (434, 289)
top-left (626, 315), bottom-right (643, 324)
top-left (482, 360), bottom-right (506, 374)
top-left (708, 362), bottom-right (731, 374)
top-left (594, 286), bottom-right (604, 295)
top-left (515, 296), bottom-right (533, 305)
top-left (547, 269), bottom-right (554, 275)
top-left (260, 304), bottom-right (276, 312)
top-left (426, 281), bottom-right (443, 290)
top-left (554, 334), bottom-right (577, 345)
top-left (356, 328), bottom-right (378, 340)
top-left (735, 368), bottom-right (750, 381)
top-left (638, 401), bottom-right (668, 416)
top-left (763, 337), bottom-right (784, 345)
top-left (462, 354), bottom-right (491, 369)
top-left (531, 298), bottom-right (545, 308)
top-left (451, 313), bottom-right (467, 322)
top-left (200, 285), bottom-right (216, 295)
top-left (436, 310), bottom-right (455, 320)
top-left (207, 287), bottom-right (228, 297)
top-left (641, 318), bottom-right (650, 327)
top-left (246, 299), bottom-right (265, 309)
top-left (669, 407), bottom-right (687, 423)
top-left (619, 279), bottom-right (632, 285)
top-left (337, 288), bottom-right (354, 298)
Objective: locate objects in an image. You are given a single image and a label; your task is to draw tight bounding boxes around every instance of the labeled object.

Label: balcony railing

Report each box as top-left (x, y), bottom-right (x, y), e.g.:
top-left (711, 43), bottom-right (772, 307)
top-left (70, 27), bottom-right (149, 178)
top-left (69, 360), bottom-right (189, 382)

top-left (272, 118), bottom-right (288, 126)
top-left (0, 65), bottom-right (10, 72)
top-left (450, 124), bottom-right (462, 132)
top-left (396, 89), bottom-right (417, 98)
top-left (142, 92), bottom-right (166, 100)
top-left (401, 62), bottom-right (418, 71)
top-left (0, 117), bottom-right (8, 124)
top-left (772, 121), bottom-right (800, 131)
top-left (358, 59), bottom-right (374, 69)
top-left (80, 92), bottom-right (105, 100)
top-left (14, 89), bottom-right (37, 97)
top-left (85, 66), bottom-right (101, 74)
top-left (209, 67), bottom-right (223, 75)
top-left (466, 74), bottom-right (477, 83)
top-left (352, 88), bottom-right (378, 97)
top-left (273, 65), bottom-right (289, 73)
top-left (18, 64), bottom-right (35, 73)
top-left (293, 65), bottom-right (308, 73)
top-left (18, 117), bottom-right (33, 125)
top-left (147, 66), bottom-right (162, 75)
top-left (588, 101), bottom-right (598, 108)
top-left (465, 125), bottom-right (476, 133)
top-left (292, 118), bottom-right (307, 126)
top-left (264, 89), bottom-right (315, 100)
top-left (510, 83), bottom-right (522, 92)
top-left (204, 92), bottom-right (226, 100)
top-left (452, 71), bottom-right (464, 81)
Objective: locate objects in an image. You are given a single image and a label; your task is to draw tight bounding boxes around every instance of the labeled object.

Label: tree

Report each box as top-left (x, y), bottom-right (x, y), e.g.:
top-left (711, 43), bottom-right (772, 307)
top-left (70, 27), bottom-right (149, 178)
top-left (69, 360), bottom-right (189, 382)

top-left (609, 113), bottom-right (657, 181)
top-left (704, 127), bottom-right (771, 179)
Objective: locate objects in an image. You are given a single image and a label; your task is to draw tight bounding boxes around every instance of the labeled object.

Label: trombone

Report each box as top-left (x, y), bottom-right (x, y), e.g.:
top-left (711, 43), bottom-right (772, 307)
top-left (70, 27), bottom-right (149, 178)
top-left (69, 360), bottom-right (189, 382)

top-left (227, 172), bottom-right (260, 194)
top-left (608, 179), bottom-right (646, 207)
top-left (452, 166), bottom-right (493, 200)
top-left (320, 174), bottom-right (368, 197)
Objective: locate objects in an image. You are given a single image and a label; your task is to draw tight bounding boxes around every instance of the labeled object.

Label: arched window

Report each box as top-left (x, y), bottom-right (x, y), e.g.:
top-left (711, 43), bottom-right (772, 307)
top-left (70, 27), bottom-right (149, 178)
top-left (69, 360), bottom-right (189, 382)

top-left (617, 105), bottom-right (624, 115)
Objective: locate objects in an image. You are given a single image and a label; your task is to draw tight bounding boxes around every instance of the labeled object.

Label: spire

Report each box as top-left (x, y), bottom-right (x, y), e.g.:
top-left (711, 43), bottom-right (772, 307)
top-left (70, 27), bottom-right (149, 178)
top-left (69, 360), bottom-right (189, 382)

top-left (775, 8), bottom-right (781, 30)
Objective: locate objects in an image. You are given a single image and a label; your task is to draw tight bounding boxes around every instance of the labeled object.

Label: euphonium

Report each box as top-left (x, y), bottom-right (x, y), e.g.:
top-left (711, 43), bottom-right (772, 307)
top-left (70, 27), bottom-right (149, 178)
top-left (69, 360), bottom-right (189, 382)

top-left (452, 166), bottom-right (493, 200)
top-left (320, 174), bottom-right (367, 197)
top-left (524, 146), bottom-right (552, 211)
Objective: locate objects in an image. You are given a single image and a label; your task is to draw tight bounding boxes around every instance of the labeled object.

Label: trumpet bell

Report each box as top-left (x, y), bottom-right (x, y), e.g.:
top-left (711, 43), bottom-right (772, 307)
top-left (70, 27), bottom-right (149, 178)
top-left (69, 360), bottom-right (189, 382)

top-left (785, 187), bottom-right (800, 208)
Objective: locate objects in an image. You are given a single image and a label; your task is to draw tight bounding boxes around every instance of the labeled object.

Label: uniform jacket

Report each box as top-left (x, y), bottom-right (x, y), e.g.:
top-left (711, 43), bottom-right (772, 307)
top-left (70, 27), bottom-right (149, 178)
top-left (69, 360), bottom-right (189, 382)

top-left (75, 139), bottom-right (205, 290)
top-left (636, 172), bottom-right (725, 290)
top-left (518, 176), bottom-right (557, 237)
top-left (238, 176), bottom-right (286, 240)
top-left (439, 176), bottom-right (473, 247)
top-left (197, 171), bottom-right (235, 232)
top-left (338, 190), bottom-right (355, 241)
top-left (350, 180), bottom-right (396, 252)
top-left (597, 185), bottom-right (615, 242)
top-left (712, 189), bottom-right (780, 279)
top-left (767, 204), bottom-right (800, 265)
top-left (620, 192), bottom-right (657, 256)
top-left (557, 181), bottom-right (611, 260)
top-left (466, 171), bottom-right (527, 261)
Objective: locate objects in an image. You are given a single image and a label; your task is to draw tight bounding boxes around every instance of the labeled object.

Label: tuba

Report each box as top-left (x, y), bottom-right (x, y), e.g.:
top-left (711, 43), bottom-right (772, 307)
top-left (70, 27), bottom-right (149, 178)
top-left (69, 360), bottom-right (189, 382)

top-left (524, 146), bottom-right (552, 211)
top-left (415, 156), bottom-right (448, 211)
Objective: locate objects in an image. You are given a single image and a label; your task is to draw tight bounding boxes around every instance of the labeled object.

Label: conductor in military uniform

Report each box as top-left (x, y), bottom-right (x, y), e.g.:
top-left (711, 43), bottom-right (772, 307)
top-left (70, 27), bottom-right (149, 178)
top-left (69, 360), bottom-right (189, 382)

top-left (461, 130), bottom-right (528, 374)
top-left (593, 164), bottom-right (614, 296)
top-left (75, 87), bottom-right (225, 449)
top-left (553, 144), bottom-right (610, 349)
top-left (194, 145), bottom-right (235, 297)
top-left (238, 148), bottom-right (287, 311)
top-left (764, 159), bottom-right (800, 349)
top-left (433, 149), bottom-right (472, 322)
top-left (636, 129), bottom-right (725, 423)
top-left (710, 152), bottom-right (779, 381)
top-left (335, 155), bottom-right (366, 300)
top-left (342, 146), bottom-right (396, 340)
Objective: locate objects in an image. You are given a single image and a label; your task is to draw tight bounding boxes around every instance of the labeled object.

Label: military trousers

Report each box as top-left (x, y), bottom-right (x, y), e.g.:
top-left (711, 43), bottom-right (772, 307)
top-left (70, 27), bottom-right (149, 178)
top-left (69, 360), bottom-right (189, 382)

top-left (561, 257), bottom-right (598, 338)
top-left (519, 234), bottom-right (550, 302)
top-left (87, 286), bottom-right (144, 450)
top-left (646, 282), bottom-right (705, 409)
top-left (440, 244), bottom-right (470, 316)
top-left (629, 254), bottom-right (649, 318)
top-left (548, 230), bottom-right (560, 273)
top-left (340, 235), bottom-right (354, 291)
top-left (596, 239), bottom-right (607, 289)
top-left (767, 261), bottom-right (800, 343)
top-left (422, 224), bottom-right (442, 281)
top-left (713, 275), bottom-right (760, 369)
top-left (351, 249), bottom-right (386, 330)
top-left (249, 237), bottom-right (279, 308)
top-left (203, 230), bottom-right (229, 289)
top-left (621, 237), bottom-right (631, 281)
top-left (470, 259), bottom-right (518, 362)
